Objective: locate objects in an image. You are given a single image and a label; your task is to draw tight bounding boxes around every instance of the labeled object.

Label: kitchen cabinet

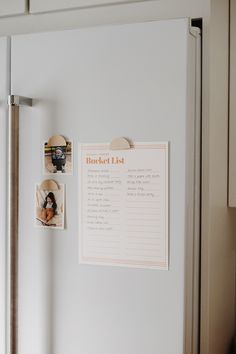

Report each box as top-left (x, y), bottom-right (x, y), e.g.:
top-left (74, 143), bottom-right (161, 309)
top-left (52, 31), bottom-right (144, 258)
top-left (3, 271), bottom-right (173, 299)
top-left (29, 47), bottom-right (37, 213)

top-left (0, 0), bottom-right (27, 17)
top-left (30, 0), bottom-right (144, 14)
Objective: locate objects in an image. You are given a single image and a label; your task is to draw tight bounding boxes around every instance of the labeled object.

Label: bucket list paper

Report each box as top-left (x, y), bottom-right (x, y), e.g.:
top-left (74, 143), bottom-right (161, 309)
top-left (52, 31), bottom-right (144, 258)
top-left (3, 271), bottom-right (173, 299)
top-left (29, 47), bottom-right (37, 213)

top-left (78, 142), bottom-right (168, 270)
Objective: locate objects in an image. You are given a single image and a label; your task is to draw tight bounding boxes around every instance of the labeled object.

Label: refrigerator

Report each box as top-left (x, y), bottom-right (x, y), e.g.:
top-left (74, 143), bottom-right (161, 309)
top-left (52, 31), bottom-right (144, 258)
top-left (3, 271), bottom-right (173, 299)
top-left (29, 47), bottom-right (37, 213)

top-left (1, 18), bottom-right (201, 354)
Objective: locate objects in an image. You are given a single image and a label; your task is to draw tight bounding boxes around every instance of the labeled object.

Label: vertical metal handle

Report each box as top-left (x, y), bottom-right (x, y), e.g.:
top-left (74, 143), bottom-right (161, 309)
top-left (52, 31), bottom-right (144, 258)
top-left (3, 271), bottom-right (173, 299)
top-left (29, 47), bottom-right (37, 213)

top-left (7, 104), bottom-right (19, 354)
top-left (7, 96), bottom-right (32, 354)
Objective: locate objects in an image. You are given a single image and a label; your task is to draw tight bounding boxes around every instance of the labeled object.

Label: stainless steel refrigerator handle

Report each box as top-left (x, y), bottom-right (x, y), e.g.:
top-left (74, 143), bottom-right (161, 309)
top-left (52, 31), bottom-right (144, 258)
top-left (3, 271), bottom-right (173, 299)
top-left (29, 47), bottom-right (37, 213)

top-left (7, 96), bottom-right (32, 354)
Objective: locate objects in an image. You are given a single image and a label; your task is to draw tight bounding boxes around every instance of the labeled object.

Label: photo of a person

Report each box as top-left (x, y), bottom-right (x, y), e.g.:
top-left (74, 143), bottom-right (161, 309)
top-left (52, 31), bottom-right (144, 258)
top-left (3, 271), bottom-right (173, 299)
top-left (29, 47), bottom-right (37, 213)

top-left (51, 147), bottom-right (66, 173)
top-left (44, 137), bottom-right (73, 175)
top-left (40, 192), bottom-right (57, 223)
top-left (35, 183), bottom-right (65, 229)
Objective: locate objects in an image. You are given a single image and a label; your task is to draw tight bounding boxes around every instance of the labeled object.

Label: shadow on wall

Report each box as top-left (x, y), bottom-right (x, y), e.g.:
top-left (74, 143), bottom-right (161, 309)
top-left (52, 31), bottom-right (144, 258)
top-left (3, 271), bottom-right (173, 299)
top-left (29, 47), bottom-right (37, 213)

top-left (230, 336), bottom-right (236, 353)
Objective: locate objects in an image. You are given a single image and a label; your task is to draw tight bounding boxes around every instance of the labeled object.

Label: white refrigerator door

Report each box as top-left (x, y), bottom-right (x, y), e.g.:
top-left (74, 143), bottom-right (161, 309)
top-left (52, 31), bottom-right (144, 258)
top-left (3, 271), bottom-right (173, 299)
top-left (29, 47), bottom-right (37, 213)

top-left (0, 37), bottom-right (9, 354)
top-left (11, 19), bottom-right (200, 354)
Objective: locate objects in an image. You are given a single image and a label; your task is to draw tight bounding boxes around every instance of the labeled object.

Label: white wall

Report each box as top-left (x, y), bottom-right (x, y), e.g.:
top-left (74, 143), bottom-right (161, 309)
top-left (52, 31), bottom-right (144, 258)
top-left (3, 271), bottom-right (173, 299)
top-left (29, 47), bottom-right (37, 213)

top-left (0, 1), bottom-right (235, 354)
top-left (0, 0), bottom-right (208, 36)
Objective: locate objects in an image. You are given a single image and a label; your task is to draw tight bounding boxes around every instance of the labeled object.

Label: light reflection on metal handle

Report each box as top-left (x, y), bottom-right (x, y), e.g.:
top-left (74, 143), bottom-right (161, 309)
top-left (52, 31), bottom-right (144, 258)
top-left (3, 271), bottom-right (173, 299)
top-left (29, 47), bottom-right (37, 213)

top-left (7, 96), bottom-right (32, 354)
top-left (7, 104), bottom-right (19, 354)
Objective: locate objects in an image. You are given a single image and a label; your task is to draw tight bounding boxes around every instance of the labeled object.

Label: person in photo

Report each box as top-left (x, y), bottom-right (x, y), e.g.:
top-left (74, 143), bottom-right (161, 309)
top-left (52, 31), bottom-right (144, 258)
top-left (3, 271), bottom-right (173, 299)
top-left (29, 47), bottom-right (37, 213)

top-left (44, 139), bottom-right (73, 175)
top-left (52, 146), bottom-right (66, 173)
top-left (36, 183), bottom-right (65, 229)
top-left (40, 192), bottom-right (57, 223)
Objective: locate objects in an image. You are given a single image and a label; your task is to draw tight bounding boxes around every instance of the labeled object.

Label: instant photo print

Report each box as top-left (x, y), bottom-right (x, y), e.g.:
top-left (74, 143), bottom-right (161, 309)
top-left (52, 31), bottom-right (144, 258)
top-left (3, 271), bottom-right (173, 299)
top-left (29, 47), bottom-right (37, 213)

top-left (35, 179), bottom-right (65, 230)
top-left (44, 135), bottom-right (73, 175)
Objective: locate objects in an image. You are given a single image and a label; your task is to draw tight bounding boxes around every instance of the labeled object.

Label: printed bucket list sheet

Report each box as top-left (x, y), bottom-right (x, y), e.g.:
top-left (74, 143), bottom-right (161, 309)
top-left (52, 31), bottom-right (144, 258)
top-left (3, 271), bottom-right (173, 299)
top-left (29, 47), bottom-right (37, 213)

top-left (78, 143), bottom-right (168, 270)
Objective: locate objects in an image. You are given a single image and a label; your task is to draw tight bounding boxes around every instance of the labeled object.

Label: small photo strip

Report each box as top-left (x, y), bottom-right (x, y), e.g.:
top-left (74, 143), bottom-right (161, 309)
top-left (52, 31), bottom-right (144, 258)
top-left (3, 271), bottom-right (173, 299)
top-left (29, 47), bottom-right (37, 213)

top-left (44, 139), bottom-right (73, 175)
top-left (35, 182), bottom-right (65, 230)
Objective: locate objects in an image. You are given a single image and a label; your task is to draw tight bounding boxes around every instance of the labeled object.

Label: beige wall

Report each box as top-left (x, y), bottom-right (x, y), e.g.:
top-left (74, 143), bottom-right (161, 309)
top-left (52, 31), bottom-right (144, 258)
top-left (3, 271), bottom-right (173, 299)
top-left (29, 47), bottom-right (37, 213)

top-left (201, 1), bottom-right (236, 353)
top-left (229, 0), bottom-right (236, 207)
top-left (0, 0), bottom-right (235, 353)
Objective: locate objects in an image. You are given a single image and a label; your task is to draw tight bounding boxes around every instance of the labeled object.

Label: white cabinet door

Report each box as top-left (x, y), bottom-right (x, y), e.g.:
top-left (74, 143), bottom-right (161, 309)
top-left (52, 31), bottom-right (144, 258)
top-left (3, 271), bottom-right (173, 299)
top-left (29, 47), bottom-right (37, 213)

top-left (30, 0), bottom-right (145, 14)
top-left (0, 0), bottom-right (27, 17)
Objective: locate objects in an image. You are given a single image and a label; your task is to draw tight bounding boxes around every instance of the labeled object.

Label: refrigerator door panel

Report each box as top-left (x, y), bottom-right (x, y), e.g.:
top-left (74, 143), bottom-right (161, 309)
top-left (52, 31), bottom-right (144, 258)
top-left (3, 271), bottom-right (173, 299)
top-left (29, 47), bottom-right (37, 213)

top-left (0, 37), bottom-right (9, 354)
top-left (10, 19), bottom-right (200, 354)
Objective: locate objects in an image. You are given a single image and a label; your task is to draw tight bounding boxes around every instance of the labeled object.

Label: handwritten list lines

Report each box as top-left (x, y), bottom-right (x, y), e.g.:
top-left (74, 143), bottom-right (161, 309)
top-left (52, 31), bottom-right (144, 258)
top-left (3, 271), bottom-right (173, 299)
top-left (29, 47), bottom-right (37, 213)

top-left (79, 143), bottom-right (168, 269)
